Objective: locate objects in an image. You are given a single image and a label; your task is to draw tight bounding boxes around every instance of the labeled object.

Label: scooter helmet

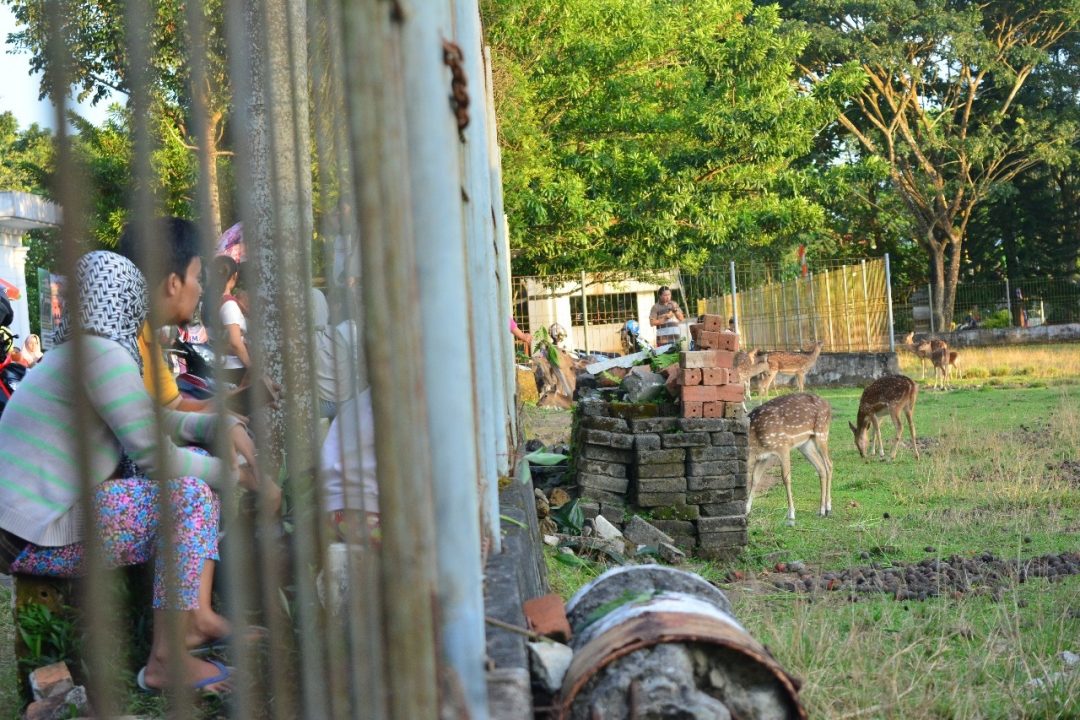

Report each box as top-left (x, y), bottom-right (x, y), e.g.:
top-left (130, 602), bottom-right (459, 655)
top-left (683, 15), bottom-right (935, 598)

top-left (624, 319), bottom-right (640, 335)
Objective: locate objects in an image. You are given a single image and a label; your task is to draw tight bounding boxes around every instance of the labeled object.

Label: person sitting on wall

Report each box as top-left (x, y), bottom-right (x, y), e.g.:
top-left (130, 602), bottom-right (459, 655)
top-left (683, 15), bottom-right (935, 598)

top-left (649, 286), bottom-right (684, 347)
top-left (0, 251), bottom-right (280, 693)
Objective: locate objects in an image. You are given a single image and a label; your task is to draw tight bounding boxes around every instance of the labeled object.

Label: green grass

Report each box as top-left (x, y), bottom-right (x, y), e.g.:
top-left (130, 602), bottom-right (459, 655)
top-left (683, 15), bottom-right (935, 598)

top-left (545, 380), bottom-right (1080, 718)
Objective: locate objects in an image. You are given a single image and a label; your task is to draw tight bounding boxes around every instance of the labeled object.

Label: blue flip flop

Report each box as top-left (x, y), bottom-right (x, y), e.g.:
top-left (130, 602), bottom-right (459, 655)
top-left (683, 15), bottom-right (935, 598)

top-left (136, 658), bottom-right (232, 695)
top-left (191, 625), bottom-right (270, 656)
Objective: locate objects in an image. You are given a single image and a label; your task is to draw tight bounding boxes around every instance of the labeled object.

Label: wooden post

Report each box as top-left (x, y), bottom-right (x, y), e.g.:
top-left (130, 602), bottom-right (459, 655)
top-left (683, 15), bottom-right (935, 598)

top-left (581, 270), bottom-right (590, 352)
top-left (340, 1), bottom-right (441, 717)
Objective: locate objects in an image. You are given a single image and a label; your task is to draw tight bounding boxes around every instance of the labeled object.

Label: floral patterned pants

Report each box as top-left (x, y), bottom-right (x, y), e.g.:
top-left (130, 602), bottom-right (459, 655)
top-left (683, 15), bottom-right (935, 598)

top-left (11, 474), bottom-right (220, 610)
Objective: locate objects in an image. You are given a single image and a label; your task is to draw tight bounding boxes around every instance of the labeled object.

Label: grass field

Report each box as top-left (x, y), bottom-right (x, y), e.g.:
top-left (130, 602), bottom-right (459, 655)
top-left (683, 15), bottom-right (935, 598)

top-left (542, 349), bottom-right (1080, 719)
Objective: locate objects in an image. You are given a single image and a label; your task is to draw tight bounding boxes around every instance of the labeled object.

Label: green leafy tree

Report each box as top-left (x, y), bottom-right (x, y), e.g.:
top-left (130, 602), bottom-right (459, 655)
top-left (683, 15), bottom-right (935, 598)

top-left (484, 0), bottom-right (839, 275)
top-left (779, 0), bottom-right (1080, 327)
top-left (3, 0), bottom-right (232, 234)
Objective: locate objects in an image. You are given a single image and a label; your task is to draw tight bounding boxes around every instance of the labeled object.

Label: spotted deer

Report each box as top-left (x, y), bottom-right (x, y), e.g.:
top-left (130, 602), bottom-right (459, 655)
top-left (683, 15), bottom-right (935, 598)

top-left (747, 393), bottom-right (833, 525)
top-left (759, 341), bottom-right (824, 397)
top-left (849, 375), bottom-right (920, 461)
top-left (902, 332), bottom-right (947, 379)
top-left (931, 345), bottom-right (952, 390)
top-left (734, 349), bottom-right (769, 399)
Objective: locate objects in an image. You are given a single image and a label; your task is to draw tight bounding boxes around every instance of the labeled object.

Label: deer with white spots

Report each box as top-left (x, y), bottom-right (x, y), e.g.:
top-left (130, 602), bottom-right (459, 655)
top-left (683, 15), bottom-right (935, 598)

top-left (849, 375), bottom-right (920, 461)
top-left (746, 393), bottom-right (833, 526)
top-left (759, 341), bottom-right (824, 397)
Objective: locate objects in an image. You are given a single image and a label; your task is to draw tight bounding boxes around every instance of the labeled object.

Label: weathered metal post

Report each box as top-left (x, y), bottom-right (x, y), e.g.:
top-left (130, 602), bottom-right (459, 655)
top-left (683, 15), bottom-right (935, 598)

top-left (340, 1), bottom-right (442, 717)
top-left (1004, 277), bottom-right (1012, 326)
top-left (885, 253), bottom-right (896, 352)
top-left (823, 272), bottom-right (835, 349)
top-left (400, 1), bottom-right (489, 715)
top-left (928, 283), bottom-right (936, 333)
top-left (793, 277), bottom-right (804, 347)
top-left (842, 267), bottom-right (853, 350)
top-left (729, 261), bottom-right (739, 336)
top-left (580, 270), bottom-right (590, 353)
top-left (860, 259), bottom-right (872, 349)
top-left (780, 280), bottom-right (791, 348)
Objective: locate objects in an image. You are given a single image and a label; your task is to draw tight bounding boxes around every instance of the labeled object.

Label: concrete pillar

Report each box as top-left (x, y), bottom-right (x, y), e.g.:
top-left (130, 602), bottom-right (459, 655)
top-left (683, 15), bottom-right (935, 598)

top-left (0, 192), bottom-right (62, 344)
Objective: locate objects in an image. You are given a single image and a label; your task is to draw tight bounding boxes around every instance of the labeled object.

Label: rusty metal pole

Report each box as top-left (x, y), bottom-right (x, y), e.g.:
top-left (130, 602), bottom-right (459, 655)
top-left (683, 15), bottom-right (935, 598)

top-left (581, 270), bottom-right (591, 352)
top-left (729, 261), bottom-right (739, 336)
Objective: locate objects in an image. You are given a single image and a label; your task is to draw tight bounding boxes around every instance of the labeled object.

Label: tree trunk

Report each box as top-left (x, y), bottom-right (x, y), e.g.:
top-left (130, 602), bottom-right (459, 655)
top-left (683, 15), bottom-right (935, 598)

top-left (928, 238), bottom-right (946, 333)
top-left (199, 111), bottom-right (224, 238)
top-left (942, 233), bottom-right (963, 330)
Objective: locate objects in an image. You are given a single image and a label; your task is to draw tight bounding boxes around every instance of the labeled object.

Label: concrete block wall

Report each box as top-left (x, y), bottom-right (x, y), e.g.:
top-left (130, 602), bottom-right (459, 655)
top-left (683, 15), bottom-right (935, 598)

top-left (574, 399), bottom-right (750, 558)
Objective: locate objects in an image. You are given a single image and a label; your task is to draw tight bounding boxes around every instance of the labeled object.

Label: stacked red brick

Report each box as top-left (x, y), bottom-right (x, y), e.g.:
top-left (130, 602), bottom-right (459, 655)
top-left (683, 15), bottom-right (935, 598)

top-left (680, 315), bottom-right (743, 419)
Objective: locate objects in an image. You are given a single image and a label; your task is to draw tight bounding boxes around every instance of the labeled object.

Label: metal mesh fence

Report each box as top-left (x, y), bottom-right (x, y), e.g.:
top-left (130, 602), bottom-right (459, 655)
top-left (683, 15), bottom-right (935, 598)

top-left (894, 277), bottom-right (1080, 332)
top-left (513, 257), bottom-right (893, 354)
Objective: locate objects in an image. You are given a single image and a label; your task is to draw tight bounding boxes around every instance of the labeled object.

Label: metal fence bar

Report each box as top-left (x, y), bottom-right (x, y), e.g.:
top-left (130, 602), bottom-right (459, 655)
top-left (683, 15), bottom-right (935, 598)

top-left (860, 259), bottom-right (872, 349)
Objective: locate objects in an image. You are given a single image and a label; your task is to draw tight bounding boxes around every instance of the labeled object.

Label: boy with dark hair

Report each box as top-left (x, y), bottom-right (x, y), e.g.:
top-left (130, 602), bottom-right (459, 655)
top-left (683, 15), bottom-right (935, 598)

top-left (119, 217), bottom-right (209, 411)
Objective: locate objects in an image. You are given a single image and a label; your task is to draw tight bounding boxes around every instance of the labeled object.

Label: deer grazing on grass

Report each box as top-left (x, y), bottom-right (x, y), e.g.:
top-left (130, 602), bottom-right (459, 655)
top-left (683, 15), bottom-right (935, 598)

top-left (759, 341), bottom-right (824, 397)
top-left (747, 393), bottom-right (833, 526)
top-left (849, 375), bottom-right (920, 461)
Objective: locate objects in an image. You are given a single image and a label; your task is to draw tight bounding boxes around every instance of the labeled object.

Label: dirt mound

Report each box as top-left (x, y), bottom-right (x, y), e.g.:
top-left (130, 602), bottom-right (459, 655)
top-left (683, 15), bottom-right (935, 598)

top-left (761, 551), bottom-right (1080, 602)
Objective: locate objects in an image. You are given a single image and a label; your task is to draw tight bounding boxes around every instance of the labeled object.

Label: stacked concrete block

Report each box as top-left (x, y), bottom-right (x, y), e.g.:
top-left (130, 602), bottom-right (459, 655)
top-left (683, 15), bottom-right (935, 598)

top-left (573, 399), bottom-right (750, 558)
top-left (679, 345), bottom-right (745, 419)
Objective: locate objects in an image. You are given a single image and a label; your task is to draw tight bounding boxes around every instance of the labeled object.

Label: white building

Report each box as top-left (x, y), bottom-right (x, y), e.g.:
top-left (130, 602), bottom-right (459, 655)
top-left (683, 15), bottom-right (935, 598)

top-left (519, 272), bottom-right (683, 355)
top-left (0, 192), bottom-right (62, 345)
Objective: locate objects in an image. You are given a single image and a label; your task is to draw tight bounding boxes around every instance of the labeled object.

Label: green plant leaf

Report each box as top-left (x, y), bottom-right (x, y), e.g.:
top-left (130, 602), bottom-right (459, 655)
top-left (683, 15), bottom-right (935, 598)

top-left (553, 551), bottom-right (590, 567)
top-left (500, 514), bottom-right (528, 530)
top-left (525, 450), bottom-right (569, 466)
top-left (551, 498), bottom-right (585, 534)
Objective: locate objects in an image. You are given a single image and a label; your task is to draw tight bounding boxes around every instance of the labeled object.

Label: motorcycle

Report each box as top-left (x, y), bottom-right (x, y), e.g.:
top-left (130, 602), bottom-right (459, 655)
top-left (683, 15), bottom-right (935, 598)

top-left (0, 297), bottom-right (27, 418)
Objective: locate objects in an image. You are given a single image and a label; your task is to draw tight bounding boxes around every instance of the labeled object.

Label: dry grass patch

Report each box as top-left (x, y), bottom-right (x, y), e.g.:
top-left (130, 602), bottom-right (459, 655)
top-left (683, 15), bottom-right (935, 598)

top-left (899, 344), bottom-right (1080, 381)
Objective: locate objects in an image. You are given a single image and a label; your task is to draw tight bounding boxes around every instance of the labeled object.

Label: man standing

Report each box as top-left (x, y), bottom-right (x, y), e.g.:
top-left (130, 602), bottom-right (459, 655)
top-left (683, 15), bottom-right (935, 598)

top-left (649, 286), bottom-right (684, 347)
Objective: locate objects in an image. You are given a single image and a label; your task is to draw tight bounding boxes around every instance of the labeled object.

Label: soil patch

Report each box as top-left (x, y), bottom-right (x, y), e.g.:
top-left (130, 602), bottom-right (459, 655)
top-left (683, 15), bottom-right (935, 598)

top-left (726, 551), bottom-right (1080, 603)
top-left (1050, 459), bottom-right (1080, 488)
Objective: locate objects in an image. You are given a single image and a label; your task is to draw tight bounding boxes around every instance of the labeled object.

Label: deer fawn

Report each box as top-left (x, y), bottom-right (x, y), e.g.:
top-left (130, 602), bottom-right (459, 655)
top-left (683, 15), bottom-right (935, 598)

top-left (747, 393), bottom-right (833, 525)
top-left (759, 341), bottom-right (824, 397)
top-left (849, 375), bottom-right (920, 461)
top-left (948, 350), bottom-right (962, 379)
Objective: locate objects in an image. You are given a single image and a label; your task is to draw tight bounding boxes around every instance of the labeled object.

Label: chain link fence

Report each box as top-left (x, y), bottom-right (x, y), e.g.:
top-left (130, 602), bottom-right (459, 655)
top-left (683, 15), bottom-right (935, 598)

top-left (894, 277), bottom-right (1080, 333)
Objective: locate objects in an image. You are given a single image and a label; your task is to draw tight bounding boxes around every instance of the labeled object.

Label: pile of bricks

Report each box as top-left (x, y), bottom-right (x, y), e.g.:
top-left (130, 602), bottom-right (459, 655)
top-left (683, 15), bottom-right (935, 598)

top-left (573, 399), bottom-right (750, 559)
top-left (679, 315), bottom-right (743, 419)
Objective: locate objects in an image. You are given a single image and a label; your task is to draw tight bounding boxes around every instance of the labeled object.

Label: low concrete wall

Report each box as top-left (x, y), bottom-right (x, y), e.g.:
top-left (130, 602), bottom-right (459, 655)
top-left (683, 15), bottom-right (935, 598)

top-left (768, 352), bottom-right (900, 389)
top-left (940, 323), bottom-right (1080, 347)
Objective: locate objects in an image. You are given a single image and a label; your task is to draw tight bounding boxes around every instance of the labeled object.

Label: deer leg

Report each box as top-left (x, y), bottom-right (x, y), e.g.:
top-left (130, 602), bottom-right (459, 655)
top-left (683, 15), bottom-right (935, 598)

top-left (798, 440), bottom-right (830, 517)
top-left (761, 369), bottom-right (777, 398)
top-left (888, 406), bottom-right (904, 460)
top-left (796, 371), bottom-right (805, 393)
top-left (870, 416), bottom-right (884, 458)
top-left (746, 454), bottom-right (771, 515)
top-left (779, 451), bottom-right (796, 525)
top-left (905, 404), bottom-right (920, 460)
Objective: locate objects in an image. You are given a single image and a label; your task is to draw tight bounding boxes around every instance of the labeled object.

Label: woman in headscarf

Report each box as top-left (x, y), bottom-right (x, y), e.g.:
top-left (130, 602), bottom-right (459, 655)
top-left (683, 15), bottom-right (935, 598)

top-left (19, 333), bottom-right (44, 367)
top-left (0, 251), bottom-right (280, 693)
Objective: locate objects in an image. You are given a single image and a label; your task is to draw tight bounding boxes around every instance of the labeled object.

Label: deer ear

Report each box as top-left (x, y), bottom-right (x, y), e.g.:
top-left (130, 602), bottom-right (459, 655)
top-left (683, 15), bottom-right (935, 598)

top-left (848, 421), bottom-right (857, 434)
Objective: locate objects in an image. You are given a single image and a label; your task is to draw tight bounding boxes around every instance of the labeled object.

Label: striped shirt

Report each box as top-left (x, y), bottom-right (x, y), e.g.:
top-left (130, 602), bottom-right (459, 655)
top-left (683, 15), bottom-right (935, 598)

top-left (0, 337), bottom-right (237, 547)
top-left (649, 302), bottom-right (682, 343)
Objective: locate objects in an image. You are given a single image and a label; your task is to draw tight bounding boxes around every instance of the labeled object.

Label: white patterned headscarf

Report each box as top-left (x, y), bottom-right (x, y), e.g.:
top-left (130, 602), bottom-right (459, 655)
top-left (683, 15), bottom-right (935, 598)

top-left (53, 251), bottom-right (149, 375)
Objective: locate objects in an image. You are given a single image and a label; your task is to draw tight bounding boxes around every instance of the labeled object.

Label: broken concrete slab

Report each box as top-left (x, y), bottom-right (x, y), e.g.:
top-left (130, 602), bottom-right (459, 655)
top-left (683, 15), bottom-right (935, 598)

top-left (623, 516), bottom-right (675, 548)
top-left (591, 515), bottom-right (623, 542)
top-left (528, 641), bottom-right (574, 694)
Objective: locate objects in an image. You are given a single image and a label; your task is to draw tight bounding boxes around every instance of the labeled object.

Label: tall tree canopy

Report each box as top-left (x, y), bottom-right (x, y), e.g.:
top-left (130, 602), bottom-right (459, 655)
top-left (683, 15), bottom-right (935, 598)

top-left (778, 0), bottom-right (1080, 327)
top-left (484, 0), bottom-right (842, 275)
top-left (4, 0), bottom-right (232, 234)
